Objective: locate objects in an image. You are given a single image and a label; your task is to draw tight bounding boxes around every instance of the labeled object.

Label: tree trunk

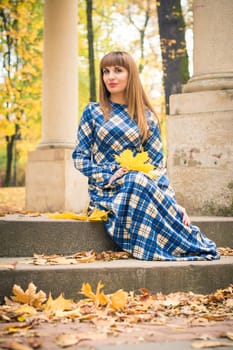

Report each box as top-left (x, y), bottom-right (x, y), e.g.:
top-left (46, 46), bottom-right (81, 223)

top-left (4, 136), bottom-right (14, 186)
top-left (86, 0), bottom-right (96, 102)
top-left (157, 0), bottom-right (189, 114)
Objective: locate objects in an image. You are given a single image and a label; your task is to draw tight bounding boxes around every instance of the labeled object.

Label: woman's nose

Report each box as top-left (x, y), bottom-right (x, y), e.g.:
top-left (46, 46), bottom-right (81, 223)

top-left (109, 71), bottom-right (115, 79)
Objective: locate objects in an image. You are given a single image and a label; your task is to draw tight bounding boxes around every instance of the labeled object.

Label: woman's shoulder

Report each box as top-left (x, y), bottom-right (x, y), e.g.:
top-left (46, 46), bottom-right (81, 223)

top-left (82, 102), bottom-right (103, 119)
top-left (84, 101), bottom-right (101, 112)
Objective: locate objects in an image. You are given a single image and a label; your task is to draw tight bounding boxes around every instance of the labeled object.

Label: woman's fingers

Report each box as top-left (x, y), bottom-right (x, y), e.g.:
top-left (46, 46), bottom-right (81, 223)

top-left (109, 168), bottom-right (128, 184)
top-left (177, 204), bottom-right (191, 226)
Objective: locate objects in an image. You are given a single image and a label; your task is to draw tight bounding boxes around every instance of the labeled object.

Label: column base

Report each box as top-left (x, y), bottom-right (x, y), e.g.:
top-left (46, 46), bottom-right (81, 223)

top-left (26, 148), bottom-right (89, 213)
top-left (167, 90), bottom-right (233, 215)
top-left (182, 72), bottom-right (233, 93)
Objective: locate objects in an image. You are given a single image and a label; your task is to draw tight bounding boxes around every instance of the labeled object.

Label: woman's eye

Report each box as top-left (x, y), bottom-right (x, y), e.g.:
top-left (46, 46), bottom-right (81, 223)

top-left (102, 69), bottom-right (109, 74)
top-left (115, 67), bottom-right (122, 73)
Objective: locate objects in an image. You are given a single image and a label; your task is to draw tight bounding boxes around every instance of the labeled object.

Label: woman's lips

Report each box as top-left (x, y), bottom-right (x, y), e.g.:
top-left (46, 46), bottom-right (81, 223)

top-left (108, 83), bottom-right (117, 88)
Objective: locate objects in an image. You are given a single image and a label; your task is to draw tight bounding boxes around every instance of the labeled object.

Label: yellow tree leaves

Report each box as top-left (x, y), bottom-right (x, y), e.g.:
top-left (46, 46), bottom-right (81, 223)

top-left (115, 149), bottom-right (155, 175)
top-left (0, 119), bottom-right (15, 138)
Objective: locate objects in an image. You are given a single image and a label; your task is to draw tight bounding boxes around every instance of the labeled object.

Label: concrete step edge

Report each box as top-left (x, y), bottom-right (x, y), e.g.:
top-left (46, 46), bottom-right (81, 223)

top-left (0, 256), bottom-right (233, 301)
top-left (0, 215), bottom-right (233, 257)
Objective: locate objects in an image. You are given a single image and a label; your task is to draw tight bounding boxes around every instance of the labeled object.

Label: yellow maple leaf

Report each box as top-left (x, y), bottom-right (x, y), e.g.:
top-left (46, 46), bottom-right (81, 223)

top-left (47, 208), bottom-right (108, 221)
top-left (80, 283), bottom-right (96, 299)
top-left (80, 281), bottom-right (108, 307)
top-left (95, 281), bottom-right (109, 307)
top-left (44, 293), bottom-right (73, 314)
top-left (115, 149), bottom-right (155, 174)
top-left (12, 282), bottom-right (46, 308)
top-left (109, 289), bottom-right (128, 311)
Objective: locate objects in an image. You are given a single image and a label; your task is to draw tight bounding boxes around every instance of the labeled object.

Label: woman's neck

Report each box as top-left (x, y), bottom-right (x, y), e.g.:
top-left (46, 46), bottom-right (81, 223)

top-left (110, 93), bottom-right (126, 105)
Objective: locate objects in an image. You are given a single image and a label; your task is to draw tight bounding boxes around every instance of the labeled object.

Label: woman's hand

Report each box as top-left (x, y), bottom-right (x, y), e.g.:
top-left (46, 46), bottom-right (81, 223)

top-left (177, 204), bottom-right (191, 226)
top-left (109, 167), bottom-right (128, 185)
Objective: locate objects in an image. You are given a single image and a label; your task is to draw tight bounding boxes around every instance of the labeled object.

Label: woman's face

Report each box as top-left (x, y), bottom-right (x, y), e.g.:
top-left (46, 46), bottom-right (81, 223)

top-left (102, 65), bottom-right (128, 98)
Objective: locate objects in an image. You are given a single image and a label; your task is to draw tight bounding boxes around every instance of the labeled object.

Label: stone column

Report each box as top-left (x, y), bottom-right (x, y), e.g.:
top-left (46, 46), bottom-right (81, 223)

top-left (167, 0), bottom-right (233, 215)
top-left (26, 0), bottom-right (88, 212)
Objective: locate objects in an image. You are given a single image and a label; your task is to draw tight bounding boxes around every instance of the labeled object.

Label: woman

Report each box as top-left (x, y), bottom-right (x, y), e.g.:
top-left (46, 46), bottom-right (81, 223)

top-left (72, 51), bottom-right (219, 261)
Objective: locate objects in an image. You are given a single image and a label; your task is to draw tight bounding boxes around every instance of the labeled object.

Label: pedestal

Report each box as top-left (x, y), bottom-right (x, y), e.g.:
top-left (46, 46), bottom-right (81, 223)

top-left (26, 149), bottom-right (89, 212)
top-left (167, 90), bottom-right (233, 215)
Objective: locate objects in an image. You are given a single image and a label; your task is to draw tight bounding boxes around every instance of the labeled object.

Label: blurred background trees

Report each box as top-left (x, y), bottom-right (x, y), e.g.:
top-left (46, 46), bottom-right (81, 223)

top-left (0, 0), bottom-right (192, 186)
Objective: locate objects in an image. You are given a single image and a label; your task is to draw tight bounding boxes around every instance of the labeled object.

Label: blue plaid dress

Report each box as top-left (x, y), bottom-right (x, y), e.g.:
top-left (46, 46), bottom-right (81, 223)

top-left (72, 102), bottom-right (219, 261)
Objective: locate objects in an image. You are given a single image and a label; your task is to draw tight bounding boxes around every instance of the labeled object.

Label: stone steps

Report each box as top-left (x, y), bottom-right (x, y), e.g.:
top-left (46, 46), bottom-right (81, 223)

top-left (0, 215), bottom-right (232, 302)
top-left (0, 215), bottom-right (233, 257)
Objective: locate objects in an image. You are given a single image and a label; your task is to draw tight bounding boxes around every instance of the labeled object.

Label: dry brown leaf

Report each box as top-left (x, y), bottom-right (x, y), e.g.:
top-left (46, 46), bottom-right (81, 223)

top-left (15, 304), bottom-right (37, 321)
top-left (95, 282), bottom-right (109, 307)
top-left (31, 250), bottom-right (129, 266)
top-left (54, 308), bottom-right (82, 319)
top-left (192, 340), bottom-right (233, 348)
top-left (3, 320), bottom-right (35, 334)
top-left (55, 333), bottom-right (80, 348)
top-left (0, 262), bottom-right (17, 270)
top-left (44, 293), bottom-right (73, 314)
top-left (0, 339), bottom-right (33, 350)
top-left (75, 251), bottom-right (96, 263)
top-left (12, 283), bottom-right (46, 308)
top-left (226, 332), bottom-right (233, 340)
top-left (218, 247), bottom-right (233, 256)
top-left (80, 281), bottom-right (109, 308)
top-left (110, 289), bottom-right (128, 311)
top-left (80, 283), bottom-right (96, 300)
top-left (225, 299), bottom-right (233, 308)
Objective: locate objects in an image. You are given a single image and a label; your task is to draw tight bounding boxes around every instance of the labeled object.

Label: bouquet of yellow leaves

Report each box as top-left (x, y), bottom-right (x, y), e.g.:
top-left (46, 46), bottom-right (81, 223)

top-left (115, 149), bottom-right (157, 178)
top-left (48, 207), bottom-right (108, 221)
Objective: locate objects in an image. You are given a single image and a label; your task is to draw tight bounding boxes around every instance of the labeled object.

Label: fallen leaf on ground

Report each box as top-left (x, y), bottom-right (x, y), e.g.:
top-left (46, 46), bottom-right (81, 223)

top-left (44, 293), bottom-right (73, 315)
top-left (110, 289), bottom-right (128, 311)
top-left (31, 250), bottom-right (130, 265)
top-left (218, 247), bottom-right (233, 256)
top-left (80, 281), bottom-right (108, 307)
top-left (55, 333), bottom-right (81, 348)
top-left (3, 320), bottom-right (36, 334)
top-left (0, 339), bottom-right (33, 350)
top-left (0, 262), bottom-right (17, 269)
top-left (0, 282), bottom-right (232, 347)
top-left (47, 207), bottom-right (108, 221)
top-left (12, 283), bottom-right (46, 308)
top-left (192, 340), bottom-right (233, 348)
top-left (15, 304), bottom-right (37, 321)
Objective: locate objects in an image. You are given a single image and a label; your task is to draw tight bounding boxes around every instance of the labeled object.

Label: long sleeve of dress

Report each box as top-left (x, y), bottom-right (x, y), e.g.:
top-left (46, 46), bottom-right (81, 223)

top-left (72, 103), bottom-right (118, 187)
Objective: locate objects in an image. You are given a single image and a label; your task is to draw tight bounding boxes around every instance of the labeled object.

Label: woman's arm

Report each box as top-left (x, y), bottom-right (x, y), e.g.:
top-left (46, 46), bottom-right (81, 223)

top-left (72, 104), bottom-right (118, 186)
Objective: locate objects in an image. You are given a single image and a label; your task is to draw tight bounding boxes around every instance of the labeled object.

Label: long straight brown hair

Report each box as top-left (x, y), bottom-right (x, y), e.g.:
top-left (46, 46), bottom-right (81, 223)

top-left (99, 51), bottom-right (158, 142)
